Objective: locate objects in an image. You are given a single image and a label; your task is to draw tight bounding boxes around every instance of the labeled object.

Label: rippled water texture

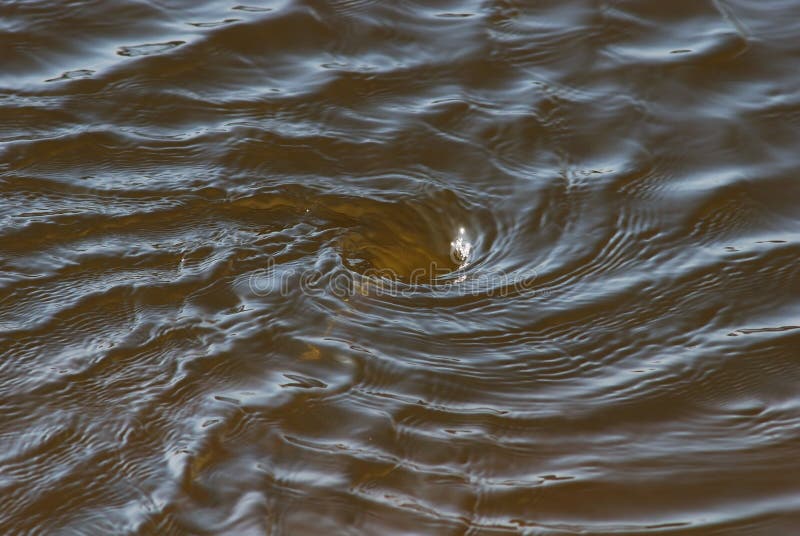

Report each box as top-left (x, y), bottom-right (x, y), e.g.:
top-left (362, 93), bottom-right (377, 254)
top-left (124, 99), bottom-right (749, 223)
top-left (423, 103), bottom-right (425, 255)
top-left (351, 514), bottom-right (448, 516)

top-left (3, 1), bottom-right (800, 534)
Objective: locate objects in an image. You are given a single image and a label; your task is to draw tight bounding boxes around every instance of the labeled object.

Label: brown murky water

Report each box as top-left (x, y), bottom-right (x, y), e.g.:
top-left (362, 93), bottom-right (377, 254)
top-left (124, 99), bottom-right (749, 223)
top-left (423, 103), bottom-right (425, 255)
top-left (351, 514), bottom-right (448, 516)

top-left (3, 1), bottom-right (800, 534)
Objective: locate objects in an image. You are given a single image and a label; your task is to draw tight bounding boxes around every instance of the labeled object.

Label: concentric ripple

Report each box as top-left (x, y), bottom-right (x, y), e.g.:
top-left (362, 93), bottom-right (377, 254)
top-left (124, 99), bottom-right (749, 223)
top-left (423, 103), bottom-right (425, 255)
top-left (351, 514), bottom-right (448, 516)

top-left (3, 0), bottom-right (800, 534)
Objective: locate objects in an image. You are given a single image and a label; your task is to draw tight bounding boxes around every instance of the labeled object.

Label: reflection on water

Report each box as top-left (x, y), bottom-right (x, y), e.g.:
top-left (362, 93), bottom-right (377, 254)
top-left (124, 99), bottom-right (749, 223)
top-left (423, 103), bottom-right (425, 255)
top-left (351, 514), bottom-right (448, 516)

top-left (3, 0), bottom-right (800, 534)
top-left (451, 227), bottom-right (472, 266)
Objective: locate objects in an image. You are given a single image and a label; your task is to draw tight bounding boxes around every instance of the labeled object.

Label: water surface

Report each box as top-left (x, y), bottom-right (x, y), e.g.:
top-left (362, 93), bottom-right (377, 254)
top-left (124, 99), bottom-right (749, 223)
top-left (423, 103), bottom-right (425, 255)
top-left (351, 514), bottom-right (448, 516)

top-left (3, 1), bottom-right (800, 534)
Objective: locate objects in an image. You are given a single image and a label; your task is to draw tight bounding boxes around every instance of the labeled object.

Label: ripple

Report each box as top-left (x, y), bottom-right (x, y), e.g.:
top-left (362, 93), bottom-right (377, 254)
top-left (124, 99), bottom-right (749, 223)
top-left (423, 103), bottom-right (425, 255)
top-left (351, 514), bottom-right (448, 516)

top-left (3, 0), bottom-right (800, 533)
top-left (45, 69), bottom-right (95, 83)
top-left (117, 40), bottom-right (185, 57)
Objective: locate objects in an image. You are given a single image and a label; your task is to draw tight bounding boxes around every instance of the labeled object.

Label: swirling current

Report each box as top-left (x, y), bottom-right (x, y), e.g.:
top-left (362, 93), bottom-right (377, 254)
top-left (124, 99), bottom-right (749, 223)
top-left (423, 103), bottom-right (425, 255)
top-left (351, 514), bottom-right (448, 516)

top-left (2, 1), bottom-right (800, 534)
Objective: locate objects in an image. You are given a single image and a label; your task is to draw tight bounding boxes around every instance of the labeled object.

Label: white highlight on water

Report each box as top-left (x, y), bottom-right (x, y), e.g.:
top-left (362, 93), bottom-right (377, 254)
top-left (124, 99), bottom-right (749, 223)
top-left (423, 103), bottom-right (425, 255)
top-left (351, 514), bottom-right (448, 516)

top-left (450, 226), bottom-right (472, 268)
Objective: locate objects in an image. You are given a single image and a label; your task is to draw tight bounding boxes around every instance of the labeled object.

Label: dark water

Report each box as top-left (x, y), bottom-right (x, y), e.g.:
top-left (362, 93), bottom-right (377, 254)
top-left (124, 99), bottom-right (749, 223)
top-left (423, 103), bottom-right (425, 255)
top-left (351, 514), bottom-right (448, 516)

top-left (3, 1), bottom-right (800, 534)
